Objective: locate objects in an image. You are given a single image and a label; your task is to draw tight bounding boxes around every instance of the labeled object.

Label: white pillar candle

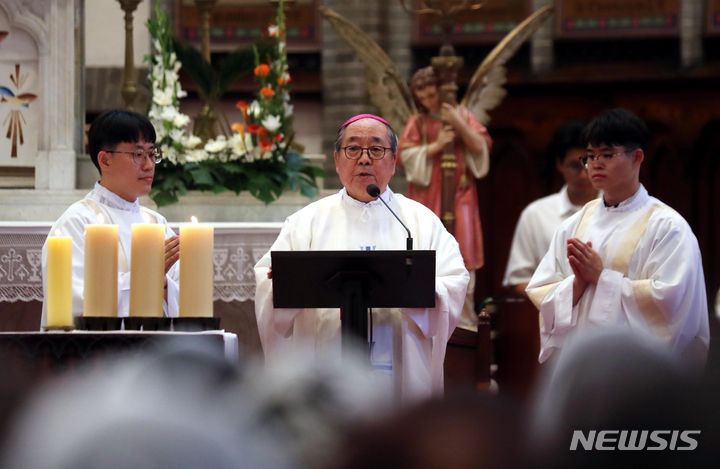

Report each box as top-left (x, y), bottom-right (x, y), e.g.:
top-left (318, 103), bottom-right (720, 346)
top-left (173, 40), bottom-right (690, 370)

top-left (46, 235), bottom-right (73, 328)
top-left (179, 216), bottom-right (214, 317)
top-left (129, 224), bottom-right (165, 317)
top-left (84, 223), bottom-right (119, 317)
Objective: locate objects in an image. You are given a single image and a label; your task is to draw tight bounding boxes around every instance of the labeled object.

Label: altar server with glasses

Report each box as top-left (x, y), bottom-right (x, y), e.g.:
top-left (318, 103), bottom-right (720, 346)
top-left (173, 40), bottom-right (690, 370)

top-left (40, 110), bottom-right (180, 328)
top-left (526, 108), bottom-right (709, 366)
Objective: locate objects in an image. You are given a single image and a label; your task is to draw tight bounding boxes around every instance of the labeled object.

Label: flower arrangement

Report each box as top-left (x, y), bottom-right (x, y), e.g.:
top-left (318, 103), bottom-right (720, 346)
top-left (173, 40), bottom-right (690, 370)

top-left (145, 0), bottom-right (322, 207)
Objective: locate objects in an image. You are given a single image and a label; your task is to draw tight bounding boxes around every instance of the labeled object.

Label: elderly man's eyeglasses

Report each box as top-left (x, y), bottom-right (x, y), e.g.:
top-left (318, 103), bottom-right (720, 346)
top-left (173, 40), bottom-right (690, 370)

top-left (341, 145), bottom-right (392, 160)
top-left (580, 149), bottom-right (629, 167)
top-left (105, 148), bottom-right (163, 165)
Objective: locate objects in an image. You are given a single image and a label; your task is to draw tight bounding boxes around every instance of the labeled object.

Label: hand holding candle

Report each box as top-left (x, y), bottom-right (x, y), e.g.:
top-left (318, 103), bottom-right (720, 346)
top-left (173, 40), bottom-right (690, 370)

top-left (165, 235), bottom-right (180, 273)
top-left (46, 232), bottom-right (73, 329)
top-left (179, 216), bottom-right (214, 317)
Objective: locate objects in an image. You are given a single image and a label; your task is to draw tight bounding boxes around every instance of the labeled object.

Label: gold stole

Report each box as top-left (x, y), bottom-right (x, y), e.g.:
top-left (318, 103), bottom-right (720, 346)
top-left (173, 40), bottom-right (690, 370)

top-left (526, 200), bottom-right (601, 311)
top-left (527, 199), bottom-right (671, 340)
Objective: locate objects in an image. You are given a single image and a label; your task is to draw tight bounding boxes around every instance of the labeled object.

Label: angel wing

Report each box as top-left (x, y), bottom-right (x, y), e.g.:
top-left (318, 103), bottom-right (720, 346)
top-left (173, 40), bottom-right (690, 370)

top-left (462, 4), bottom-right (554, 125)
top-left (321, 6), bottom-right (416, 131)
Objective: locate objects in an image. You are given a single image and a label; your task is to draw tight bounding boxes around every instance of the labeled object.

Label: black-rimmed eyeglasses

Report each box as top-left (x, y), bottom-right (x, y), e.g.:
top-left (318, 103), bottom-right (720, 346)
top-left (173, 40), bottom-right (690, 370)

top-left (580, 149), bottom-right (629, 167)
top-left (341, 145), bottom-right (392, 160)
top-left (104, 148), bottom-right (163, 165)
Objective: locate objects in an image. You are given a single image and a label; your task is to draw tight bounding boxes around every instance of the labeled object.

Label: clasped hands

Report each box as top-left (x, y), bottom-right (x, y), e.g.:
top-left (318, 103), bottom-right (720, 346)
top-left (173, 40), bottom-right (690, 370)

top-left (567, 238), bottom-right (603, 299)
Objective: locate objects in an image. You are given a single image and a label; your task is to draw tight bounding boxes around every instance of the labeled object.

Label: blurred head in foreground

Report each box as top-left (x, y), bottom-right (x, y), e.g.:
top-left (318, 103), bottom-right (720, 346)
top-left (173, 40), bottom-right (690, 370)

top-left (1, 340), bottom-right (389, 469)
top-left (530, 327), bottom-right (706, 468)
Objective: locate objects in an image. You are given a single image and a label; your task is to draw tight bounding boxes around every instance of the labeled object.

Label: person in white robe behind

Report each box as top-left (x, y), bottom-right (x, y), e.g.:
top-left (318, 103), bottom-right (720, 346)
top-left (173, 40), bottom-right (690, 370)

top-left (254, 114), bottom-right (469, 404)
top-left (41, 110), bottom-right (180, 328)
top-left (526, 108), bottom-right (709, 366)
top-left (503, 120), bottom-right (598, 295)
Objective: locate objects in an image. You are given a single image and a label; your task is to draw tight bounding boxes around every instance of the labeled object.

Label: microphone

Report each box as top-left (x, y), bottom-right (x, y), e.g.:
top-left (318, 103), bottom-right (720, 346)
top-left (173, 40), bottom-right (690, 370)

top-left (366, 184), bottom-right (413, 250)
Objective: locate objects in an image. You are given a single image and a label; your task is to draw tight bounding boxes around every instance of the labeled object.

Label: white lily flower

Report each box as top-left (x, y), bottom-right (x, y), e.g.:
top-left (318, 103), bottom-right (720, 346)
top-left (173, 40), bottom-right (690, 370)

top-left (204, 137), bottom-right (227, 153)
top-left (249, 101), bottom-right (262, 119)
top-left (229, 133), bottom-right (248, 157)
top-left (160, 106), bottom-right (178, 121)
top-left (185, 135), bottom-right (202, 149)
top-left (262, 115), bottom-right (282, 133)
top-left (153, 89), bottom-right (173, 106)
top-left (173, 113), bottom-right (190, 128)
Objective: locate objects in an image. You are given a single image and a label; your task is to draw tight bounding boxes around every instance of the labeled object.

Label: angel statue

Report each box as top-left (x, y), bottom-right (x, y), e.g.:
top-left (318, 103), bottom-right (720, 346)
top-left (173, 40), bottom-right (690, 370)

top-left (323, 4), bottom-right (553, 330)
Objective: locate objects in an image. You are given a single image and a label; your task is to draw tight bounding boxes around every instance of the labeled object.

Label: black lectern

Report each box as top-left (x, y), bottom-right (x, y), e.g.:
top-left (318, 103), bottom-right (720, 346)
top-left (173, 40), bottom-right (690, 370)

top-left (271, 250), bottom-right (436, 356)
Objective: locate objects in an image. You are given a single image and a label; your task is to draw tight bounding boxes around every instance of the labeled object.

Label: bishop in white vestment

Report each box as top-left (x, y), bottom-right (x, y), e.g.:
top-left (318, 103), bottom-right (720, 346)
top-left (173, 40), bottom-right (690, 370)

top-left (255, 114), bottom-right (469, 403)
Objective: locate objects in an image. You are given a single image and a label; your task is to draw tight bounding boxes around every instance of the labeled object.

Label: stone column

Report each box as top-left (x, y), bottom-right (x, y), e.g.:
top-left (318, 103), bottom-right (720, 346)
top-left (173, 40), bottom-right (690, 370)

top-left (530, 0), bottom-right (554, 73)
top-left (680, 0), bottom-right (704, 68)
top-left (41, 0), bottom-right (79, 190)
top-left (384, 0), bottom-right (412, 84)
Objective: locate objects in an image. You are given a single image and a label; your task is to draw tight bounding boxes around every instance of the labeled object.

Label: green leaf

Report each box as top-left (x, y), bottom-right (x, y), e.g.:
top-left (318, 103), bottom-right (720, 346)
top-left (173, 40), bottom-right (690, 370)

top-left (217, 47), bottom-right (261, 95)
top-left (172, 39), bottom-right (217, 101)
top-left (187, 165), bottom-right (216, 186)
top-left (151, 189), bottom-right (180, 207)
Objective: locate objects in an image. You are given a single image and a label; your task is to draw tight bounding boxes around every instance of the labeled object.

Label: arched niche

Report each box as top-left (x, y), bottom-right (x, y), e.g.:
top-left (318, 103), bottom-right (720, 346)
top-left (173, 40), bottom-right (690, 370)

top-left (0, 0), bottom-right (79, 190)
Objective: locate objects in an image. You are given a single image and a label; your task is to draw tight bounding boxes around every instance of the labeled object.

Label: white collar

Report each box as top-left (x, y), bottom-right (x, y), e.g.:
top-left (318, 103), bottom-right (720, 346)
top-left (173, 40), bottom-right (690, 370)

top-left (602, 185), bottom-right (648, 213)
top-left (340, 186), bottom-right (393, 208)
top-left (89, 182), bottom-right (141, 213)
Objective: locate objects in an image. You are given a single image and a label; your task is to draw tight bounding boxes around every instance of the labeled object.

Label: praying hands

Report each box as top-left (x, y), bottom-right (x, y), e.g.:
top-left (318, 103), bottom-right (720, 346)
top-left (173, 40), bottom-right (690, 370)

top-left (567, 238), bottom-right (603, 305)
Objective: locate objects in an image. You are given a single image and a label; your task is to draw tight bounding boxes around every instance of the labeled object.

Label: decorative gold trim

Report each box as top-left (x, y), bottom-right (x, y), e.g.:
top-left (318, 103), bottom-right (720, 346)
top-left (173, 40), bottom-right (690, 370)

top-left (610, 203), bottom-right (664, 274)
top-left (632, 279), bottom-right (671, 341)
top-left (526, 281), bottom-right (560, 310)
top-left (573, 199), bottom-right (600, 240)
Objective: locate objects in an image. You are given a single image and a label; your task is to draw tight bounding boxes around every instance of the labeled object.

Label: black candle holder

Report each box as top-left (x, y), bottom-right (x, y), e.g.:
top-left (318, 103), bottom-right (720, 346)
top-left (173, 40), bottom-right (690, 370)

top-left (123, 317), bottom-right (172, 332)
top-left (74, 316), bottom-right (122, 331)
top-left (172, 317), bottom-right (220, 332)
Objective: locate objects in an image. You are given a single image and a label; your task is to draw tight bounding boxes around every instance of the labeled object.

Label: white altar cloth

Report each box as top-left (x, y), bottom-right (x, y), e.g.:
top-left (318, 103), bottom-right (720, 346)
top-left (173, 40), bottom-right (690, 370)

top-left (0, 222), bottom-right (281, 304)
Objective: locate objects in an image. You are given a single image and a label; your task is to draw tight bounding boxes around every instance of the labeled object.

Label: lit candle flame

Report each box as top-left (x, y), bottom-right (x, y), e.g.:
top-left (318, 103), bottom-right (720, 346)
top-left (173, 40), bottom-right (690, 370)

top-left (191, 215), bottom-right (198, 224)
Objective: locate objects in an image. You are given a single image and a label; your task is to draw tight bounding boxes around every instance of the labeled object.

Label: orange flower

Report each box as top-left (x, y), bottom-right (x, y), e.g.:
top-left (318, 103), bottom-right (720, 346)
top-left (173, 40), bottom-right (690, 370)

top-left (235, 100), bottom-right (248, 111)
top-left (231, 122), bottom-right (245, 134)
top-left (254, 64), bottom-right (271, 77)
top-left (260, 86), bottom-right (275, 98)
